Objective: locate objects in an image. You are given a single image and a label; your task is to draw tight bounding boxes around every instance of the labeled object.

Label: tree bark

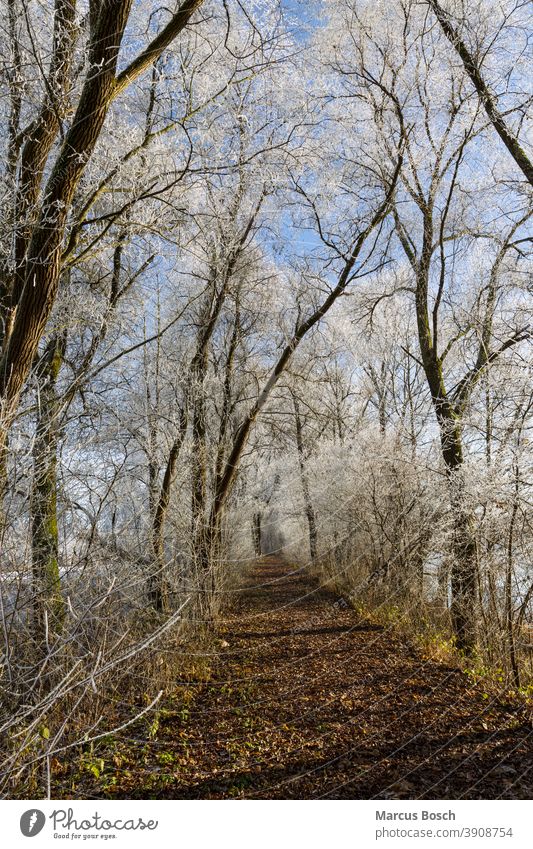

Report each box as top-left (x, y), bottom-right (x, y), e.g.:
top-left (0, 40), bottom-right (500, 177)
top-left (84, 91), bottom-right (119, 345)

top-left (189, 283), bottom-right (228, 591)
top-left (252, 511), bottom-right (262, 557)
top-left (505, 464), bottom-right (521, 688)
top-left (293, 396), bottom-right (318, 564)
top-left (31, 333), bottom-right (67, 643)
top-left (149, 407), bottom-right (188, 612)
top-left (5, 0), bottom-right (78, 351)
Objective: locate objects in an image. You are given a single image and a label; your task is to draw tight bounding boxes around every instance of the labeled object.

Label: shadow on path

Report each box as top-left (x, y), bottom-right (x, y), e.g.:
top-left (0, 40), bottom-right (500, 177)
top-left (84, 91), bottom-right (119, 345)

top-left (82, 557), bottom-right (533, 799)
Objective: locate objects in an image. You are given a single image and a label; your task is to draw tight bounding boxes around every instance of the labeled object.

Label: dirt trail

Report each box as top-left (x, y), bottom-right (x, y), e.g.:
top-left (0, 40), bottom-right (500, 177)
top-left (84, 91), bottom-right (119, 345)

top-left (85, 557), bottom-right (532, 799)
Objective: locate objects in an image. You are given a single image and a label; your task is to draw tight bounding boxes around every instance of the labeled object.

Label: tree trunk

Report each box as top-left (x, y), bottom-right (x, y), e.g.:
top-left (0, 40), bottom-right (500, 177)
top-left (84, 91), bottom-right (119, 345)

top-left (293, 397), bottom-right (318, 564)
top-left (436, 405), bottom-right (478, 652)
top-left (186, 281), bottom-right (236, 615)
top-left (31, 334), bottom-right (66, 643)
top-left (190, 346), bottom-right (210, 598)
top-left (149, 407), bottom-right (187, 612)
top-left (252, 511), bottom-right (262, 556)
top-left (505, 464), bottom-right (520, 688)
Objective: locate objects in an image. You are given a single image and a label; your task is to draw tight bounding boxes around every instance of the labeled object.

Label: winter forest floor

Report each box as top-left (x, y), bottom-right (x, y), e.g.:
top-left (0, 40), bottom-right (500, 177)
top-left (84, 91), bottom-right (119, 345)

top-left (54, 557), bottom-right (532, 800)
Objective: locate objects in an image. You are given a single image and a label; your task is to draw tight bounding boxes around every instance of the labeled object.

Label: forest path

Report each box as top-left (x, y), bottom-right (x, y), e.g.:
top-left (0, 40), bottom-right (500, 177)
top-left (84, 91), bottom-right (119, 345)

top-left (86, 557), bottom-right (532, 799)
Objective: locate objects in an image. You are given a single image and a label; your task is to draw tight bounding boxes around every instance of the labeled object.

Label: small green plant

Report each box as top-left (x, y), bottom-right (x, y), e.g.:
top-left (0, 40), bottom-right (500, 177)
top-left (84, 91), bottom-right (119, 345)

top-left (156, 751), bottom-right (176, 766)
top-left (81, 752), bottom-right (105, 780)
top-left (147, 713), bottom-right (160, 740)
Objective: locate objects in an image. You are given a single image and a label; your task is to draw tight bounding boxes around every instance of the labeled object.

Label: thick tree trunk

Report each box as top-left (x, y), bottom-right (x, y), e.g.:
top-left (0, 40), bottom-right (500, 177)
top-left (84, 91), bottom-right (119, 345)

top-left (189, 273), bottom-right (234, 609)
top-left (3, 0), bottom-right (77, 353)
top-left (435, 405), bottom-right (478, 652)
top-left (0, 2), bottom-right (132, 419)
top-left (31, 335), bottom-right (66, 643)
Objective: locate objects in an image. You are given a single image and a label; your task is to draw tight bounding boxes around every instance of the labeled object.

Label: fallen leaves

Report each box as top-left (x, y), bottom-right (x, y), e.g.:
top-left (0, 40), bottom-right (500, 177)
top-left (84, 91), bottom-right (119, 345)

top-left (50, 557), bottom-right (533, 800)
